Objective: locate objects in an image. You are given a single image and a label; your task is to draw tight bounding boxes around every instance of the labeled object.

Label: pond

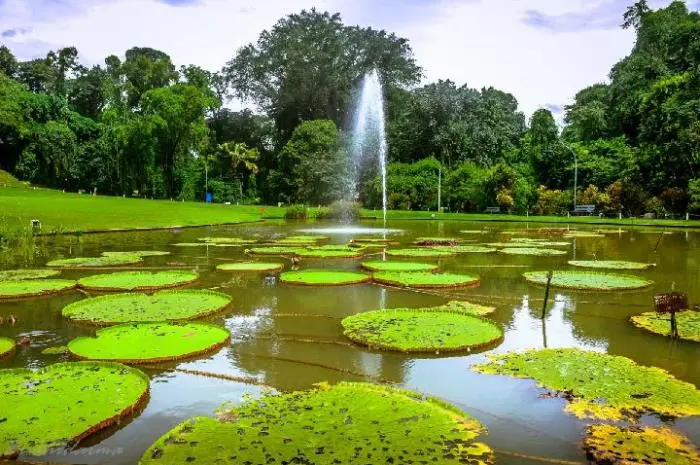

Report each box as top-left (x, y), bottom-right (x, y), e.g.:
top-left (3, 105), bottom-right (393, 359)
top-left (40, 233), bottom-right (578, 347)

top-left (0, 220), bottom-right (698, 464)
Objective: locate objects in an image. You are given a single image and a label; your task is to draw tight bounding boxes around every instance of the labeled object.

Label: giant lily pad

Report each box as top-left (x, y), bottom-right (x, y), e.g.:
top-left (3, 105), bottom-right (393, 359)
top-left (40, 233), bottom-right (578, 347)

top-left (296, 248), bottom-right (364, 258)
top-left (102, 251), bottom-right (170, 257)
top-left (197, 237), bottom-right (257, 245)
top-left (342, 309), bottom-right (502, 353)
top-left (432, 245), bottom-right (498, 254)
top-left (361, 261), bottom-right (439, 272)
top-left (62, 289), bottom-right (232, 325)
top-left (68, 322), bottom-right (230, 363)
top-left (46, 254), bottom-right (143, 268)
top-left (373, 271), bottom-right (480, 288)
top-left (247, 246), bottom-right (307, 256)
top-left (524, 270), bottom-right (653, 291)
top-left (280, 270), bottom-right (370, 286)
top-left (216, 262), bottom-right (284, 273)
top-left (568, 260), bottom-right (655, 270)
top-left (486, 241), bottom-right (570, 248)
top-left (386, 248), bottom-right (456, 258)
top-left (584, 425), bottom-right (699, 465)
top-left (414, 237), bottom-right (461, 246)
top-left (139, 382), bottom-right (494, 465)
top-left (0, 279), bottom-right (76, 300)
top-left (0, 269), bottom-right (60, 281)
top-left (563, 231), bottom-right (605, 238)
top-left (0, 361), bottom-right (149, 457)
top-left (498, 247), bottom-right (568, 256)
top-left (630, 311), bottom-right (700, 342)
top-left (473, 348), bottom-right (700, 420)
top-left (0, 338), bottom-right (15, 358)
top-left (78, 270), bottom-right (199, 291)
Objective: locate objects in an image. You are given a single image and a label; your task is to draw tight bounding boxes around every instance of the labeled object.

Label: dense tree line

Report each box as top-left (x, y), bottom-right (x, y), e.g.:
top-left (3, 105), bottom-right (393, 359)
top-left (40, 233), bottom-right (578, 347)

top-left (0, 3), bottom-right (698, 215)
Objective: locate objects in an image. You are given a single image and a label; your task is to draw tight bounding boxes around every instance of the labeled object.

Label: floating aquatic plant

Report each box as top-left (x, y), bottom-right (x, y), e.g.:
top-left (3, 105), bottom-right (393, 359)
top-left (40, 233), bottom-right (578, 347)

top-left (630, 311), bottom-right (700, 342)
top-left (414, 237), bottom-right (461, 246)
top-left (41, 345), bottom-right (69, 355)
top-left (0, 269), bottom-right (60, 281)
top-left (247, 246), bottom-right (308, 256)
top-left (473, 348), bottom-right (700, 420)
top-left (498, 247), bottom-right (568, 256)
top-left (102, 251), bottom-right (170, 257)
top-left (46, 254), bottom-right (143, 268)
top-left (595, 229), bottom-right (628, 234)
top-left (296, 248), bottom-right (364, 259)
top-left (0, 338), bottom-right (15, 358)
top-left (172, 242), bottom-right (237, 247)
top-left (568, 260), bottom-right (655, 270)
top-left (68, 322), bottom-right (230, 363)
top-left (431, 245), bottom-right (498, 254)
top-left (139, 382), bottom-right (494, 465)
top-left (373, 271), bottom-right (480, 288)
top-left (342, 309), bottom-right (502, 353)
top-left (62, 289), bottom-right (232, 325)
top-left (460, 230), bottom-right (488, 234)
top-left (583, 425), bottom-right (699, 465)
top-left (197, 237), bottom-right (257, 245)
top-left (78, 270), bottom-right (199, 291)
top-left (440, 300), bottom-right (497, 316)
top-left (351, 237), bottom-right (394, 243)
top-left (216, 262), bottom-right (284, 273)
top-left (386, 248), bottom-right (456, 258)
top-left (486, 241), bottom-right (570, 248)
top-left (0, 279), bottom-right (77, 300)
top-left (0, 361), bottom-right (149, 457)
top-left (361, 261), bottom-right (439, 272)
top-left (563, 231), bottom-right (605, 238)
top-left (280, 270), bottom-right (370, 286)
top-left (523, 270), bottom-right (653, 291)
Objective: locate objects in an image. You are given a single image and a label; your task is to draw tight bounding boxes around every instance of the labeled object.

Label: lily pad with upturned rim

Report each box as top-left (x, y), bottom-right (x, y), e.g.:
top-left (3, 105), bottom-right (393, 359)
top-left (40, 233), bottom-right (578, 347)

top-left (0, 361), bottom-right (149, 457)
top-left (431, 245), bottom-right (498, 254)
top-left (101, 251), bottom-right (170, 258)
top-left (486, 241), bottom-right (571, 248)
top-left (523, 270), bottom-right (653, 291)
top-left (563, 231), bottom-right (605, 238)
top-left (68, 322), bottom-right (230, 364)
top-left (247, 246), bottom-right (308, 256)
top-left (216, 262), bottom-right (284, 273)
top-left (296, 248), bottom-right (364, 259)
top-left (280, 270), bottom-right (370, 286)
top-left (373, 271), bottom-right (480, 289)
top-left (78, 270), bottom-right (199, 291)
top-left (0, 279), bottom-right (77, 300)
top-left (386, 248), bottom-right (456, 258)
top-left (498, 247), bottom-right (568, 256)
top-left (0, 338), bottom-right (15, 358)
top-left (197, 237), bottom-right (258, 245)
top-left (46, 254), bottom-right (143, 268)
top-left (568, 260), bottom-right (656, 270)
top-left (138, 382), bottom-right (494, 465)
top-left (414, 237), bottom-right (461, 246)
top-left (0, 269), bottom-right (60, 281)
top-left (361, 261), bottom-right (439, 272)
top-left (630, 311), bottom-right (700, 342)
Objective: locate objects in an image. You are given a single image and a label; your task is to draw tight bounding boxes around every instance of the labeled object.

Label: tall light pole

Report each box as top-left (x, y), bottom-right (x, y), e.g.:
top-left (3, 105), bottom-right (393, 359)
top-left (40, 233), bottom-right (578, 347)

top-left (561, 143), bottom-right (578, 209)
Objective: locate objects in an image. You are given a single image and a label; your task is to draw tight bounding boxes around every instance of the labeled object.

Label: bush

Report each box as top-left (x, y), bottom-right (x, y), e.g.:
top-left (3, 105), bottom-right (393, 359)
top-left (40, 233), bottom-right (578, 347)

top-left (534, 186), bottom-right (571, 215)
top-left (578, 184), bottom-right (611, 212)
top-left (284, 204), bottom-right (308, 220)
top-left (644, 197), bottom-right (665, 216)
top-left (328, 200), bottom-right (362, 221)
top-left (314, 207), bottom-right (331, 219)
top-left (660, 187), bottom-right (687, 214)
top-left (689, 179), bottom-right (700, 212)
top-left (607, 179), bottom-right (647, 216)
top-left (496, 189), bottom-right (514, 213)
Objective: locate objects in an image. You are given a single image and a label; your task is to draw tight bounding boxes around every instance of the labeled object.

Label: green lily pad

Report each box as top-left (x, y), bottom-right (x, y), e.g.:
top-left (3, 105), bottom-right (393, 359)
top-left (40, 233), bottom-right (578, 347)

top-left (486, 241), bottom-right (570, 248)
top-left (440, 300), bottom-right (497, 316)
top-left (414, 237), bottom-right (461, 246)
top-left (62, 289), bottom-right (232, 325)
top-left (342, 309), bottom-right (502, 353)
top-left (386, 248), bottom-right (456, 258)
top-left (0, 338), bottom-right (15, 358)
top-left (0, 269), bottom-right (60, 281)
top-left (285, 235), bottom-right (328, 242)
top-left (630, 311), bottom-right (700, 342)
top-left (247, 246), bottom-right (307, 256)
top-left (102, 251), bottom-right (170, 257)
top-left (595, 229), bottom-right (628, 234)
top-left (524, 270), bottom-right (653, 291)
top-left (563, 231), bottom-right (605, 238)
top-left (432, 245), bottom-right (498, 254)
top-left (373, 271), bottom-right (480, 288)
top-left (460, 230), bottom-right (488, 234)
top-left (351, 237), bottom-right (394, 243)
top-left (78, 271), bottom-right (199, 291)
top-left (473, 348), bottom-right (700, 420)
top-left (41, 345), bottom-right (69, 355)
top-left (197, 237), bottom-right (257, 245)
top-left (361, 261), bottom-right (439, 272)
top-left (139, 382), bottom-right (494, 465)
top-left (568, 260), bottom-right (656, 270)
top-left (216, 262), bottom-right (284, 273)
top-left (584, 425), bottom-right (700, 465)
top-left (280, 270), bottom-right (370, 286)
top-left (68, 322), bottom-right (230, 363)
top-left (498, 247), bottom-right (568, 256)
top-left (0, 361), bottom-right (149, 457)
top-left (0, 279), bottom-right (77, 300)
top-left (296, 248), bottom-right (364, 258)
top-left (172, 242), bottom-right (238, 247)
top-left (46, 254), bottom-right (143, 268)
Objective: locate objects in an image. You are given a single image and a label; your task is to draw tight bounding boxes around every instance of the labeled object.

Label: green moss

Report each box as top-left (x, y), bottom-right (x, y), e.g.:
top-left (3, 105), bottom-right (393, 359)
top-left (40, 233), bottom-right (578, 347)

top-left (0, 279), bottom-right (76, 300)
top-left (47, 254), bottom-right (143, 268)
top-left (568, 260), bottom-right (656, 270)
top-left (68, 322), bottom-right (230, 363)
top-left (630, 311), bottom-right (700, 342)
top-left (0, 269), bottom-right (60, 281)
top-left (0, 361), bottom-right (149, 456)
top-left (432, 245), bottom-right (498, 254)
top-left (498, 247), bottom-right (568, 256)
top-left (414, 237), bottom-right (461, 245)
top-left (342, 309), bottom-right (502, 353)
top-left (386, 248), bottom-right (456, 258)
top-left (524, 270), bottom-right (653, 291)
top-left (584, 425), bottom-right (699, 465)
top-left (361, 261), bottom-right (439, 272)
top-left (0, 338), bottom-right (15, 358)
top-left (473, 348), bottom-right (700, 420)
top-left (373, 271), bottom-right (480, 288)
top-left (102, 251), bottom-right (170, 257)
top-left (139, 382), bottom-right (493, 465)
top-left (247, 246), bottom-right (308, 256)
top-left (197, 237), bottom-right (257, 244)
top-left (41, 345), bottom-right (69, 355)
top-left (78, 270), bottom-right (199, 291)
top-left (280, 270), bottom-right (370, 286)
top-left (62, 289), bottom-right (232, 325)
top-left (216, 262), bottom-right (284, 272)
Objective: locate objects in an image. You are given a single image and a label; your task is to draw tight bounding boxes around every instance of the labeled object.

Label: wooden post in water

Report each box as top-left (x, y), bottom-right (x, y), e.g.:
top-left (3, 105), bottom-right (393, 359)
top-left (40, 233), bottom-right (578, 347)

top-left (541, 271), bottom-right (553, 320)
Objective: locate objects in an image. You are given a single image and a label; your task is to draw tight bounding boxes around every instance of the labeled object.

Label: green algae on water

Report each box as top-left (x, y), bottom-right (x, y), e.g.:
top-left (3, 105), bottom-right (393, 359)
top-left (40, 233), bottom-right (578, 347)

top-left (386, 248), bottom-right (456, 258)
top-left (78, 270), bottom-right (199, 291)
top-left (139, 382), bottom-right (494, 465)
top-left (0, 361), bottom-right (149, 457)
top-left (46, 254), bottom-right (143, 268)
top-left (568, 260), bottom-right (656, 270)
top-left (68, 322), bottom-right (230, 363)
top-left (0, 279), bottom-right (77, 300)
top-left (216, 262), bottom-right (284, 273)
top-left (498, 247), bottom-right (568, 256)
top-left (280, 270), bottom-right (370, 286)
top-left (361, 261), bottom-right (439, 272)
top-left (524, 270), bottom-right (653, 291)
top-left (431, 245), bottom-right (498, 254)
top-left (630, 311), bottom-right (700, 342)
top-left (0, 338), bottom-right (15, 358)
top-left (0, 269), bottom-right (60, 281)
top-left (473, 348), bottom-right (700, 421)
top-left (62, 289), bottom-right (232, 325)
top-left (373, 271), bottom-right (480, 288)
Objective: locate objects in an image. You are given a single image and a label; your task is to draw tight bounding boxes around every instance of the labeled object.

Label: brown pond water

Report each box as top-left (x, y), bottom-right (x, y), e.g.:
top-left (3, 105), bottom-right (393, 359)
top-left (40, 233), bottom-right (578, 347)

top-left (0, 220), bottom-right (698, 464)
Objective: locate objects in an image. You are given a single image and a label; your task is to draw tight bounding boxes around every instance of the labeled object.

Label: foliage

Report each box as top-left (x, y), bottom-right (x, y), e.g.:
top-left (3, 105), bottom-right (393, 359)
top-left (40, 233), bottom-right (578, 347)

top-left (630, 311), bottom-right (700, 342)
top-left (373, 271), bottom-right (480, 288)
top-left (321, 200), bottom-right (362, 221)
top-left (473, 348), bottom-right (700, 420)
top-left (361, 261), bottom-right (439, 272)
top-left (279, 270), bottom-right (370, 285)
top-left (77, 270), bottom-right (199, 291)
top-left (284, 204), bottom-right (308, 220)
top-left (689, 179), bottom-right (700, 212)
top-left (0, 279), bottom-right (76, 299)
top-left (568, 260), bottom-right (655, 270)
top-left (523, 270), bottom-right (653, 291)
top-left (216, 262), bottom-right (284, 272)
top-left (534, 186), bottom-right (571, 215)
top-left (0, 269), bottom-right (60, 280)
top-left (386, 248), bottom-right (456, 258)
top-left (46, 254), bottom-right (143, 268)
top-left (0, 338), bottom-right (15, 358)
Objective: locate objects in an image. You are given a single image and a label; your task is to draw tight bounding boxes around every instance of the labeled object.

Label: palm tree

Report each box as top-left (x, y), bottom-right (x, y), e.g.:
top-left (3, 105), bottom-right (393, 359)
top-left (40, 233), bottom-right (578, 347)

top-left (216, 142), bottom-right (259, 201)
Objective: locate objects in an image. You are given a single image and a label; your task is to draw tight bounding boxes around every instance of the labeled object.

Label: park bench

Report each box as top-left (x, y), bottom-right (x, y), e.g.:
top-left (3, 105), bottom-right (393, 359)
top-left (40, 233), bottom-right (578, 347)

top-left (571, 204), bottom-right (596, 216)
top-left (485, 206), bottom-right (501, 214)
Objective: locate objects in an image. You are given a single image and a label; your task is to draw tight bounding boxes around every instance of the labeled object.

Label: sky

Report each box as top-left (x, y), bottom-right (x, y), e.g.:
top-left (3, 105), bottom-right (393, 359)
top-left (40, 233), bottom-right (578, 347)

top-left (1, 0), bottom-right (698, 121)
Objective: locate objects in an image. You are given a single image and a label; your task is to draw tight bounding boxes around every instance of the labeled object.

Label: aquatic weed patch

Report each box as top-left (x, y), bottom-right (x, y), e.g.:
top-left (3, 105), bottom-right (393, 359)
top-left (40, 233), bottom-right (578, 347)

top-left (0, 279), bottom-right (76, 300)
top-left (630, 311), bottom-right (700, 342)
top-left (280, 270), bottom-right (370, 286)
top-left (584, 425), bottom-right (699, 465)
top-left (498, 247), bottom-right (568, 256)
top-left (373, 271), bottom-right (480, 288)
top-left (216, 262), bottom-right (284, 273)
top-left (0, 269), bottom-right (60, 280)
top-left (386, 248), bottom-right (456, 258)
top-left (473, 348), bottom-right (700, 420)
top-left (68, 322), bottom-right (230, 363)
top-left (139, 382), bottom-right (494, 465)
top-left (47, 254), bottom-right (143, 268)
top-left (0, 338), bottom-right (15, 358)
top-left (62, 289), bottom-right (232, 325)
top-left (0, 361), bottom-right (149, 457)
top-left (78, 270), bottom-right (199, 291)
top-left (524, 270), bottom-right (653, 291)
top-left (361, 261), bottom-right (439, 272)
top-left (568, 260), bottom-right (655, 270)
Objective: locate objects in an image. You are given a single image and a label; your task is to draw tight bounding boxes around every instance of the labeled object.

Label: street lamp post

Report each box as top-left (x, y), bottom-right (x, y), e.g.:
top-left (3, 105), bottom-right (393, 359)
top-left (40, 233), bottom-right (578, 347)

top-left (562, 143), bottom-right (578, 209)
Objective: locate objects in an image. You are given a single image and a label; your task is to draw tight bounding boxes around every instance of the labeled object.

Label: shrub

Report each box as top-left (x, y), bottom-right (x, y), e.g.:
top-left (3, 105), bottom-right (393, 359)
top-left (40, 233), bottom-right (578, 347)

top-left (660, 187), bottom-right (687, 214)
top-left (328, 200), bottom-right (361, 220)
top-left (534, 186), bottom-right (571, 215)
top-left (689, 179), bottom-right (700, 212)
top-left (313, 207), bottom-right (331, 219)
top-left (496, 189), bottom-right (514, 213)
top-left (644, 197), bottom-right (665, 216)
top-left (284, 204), bottom-right (308, 220)
top-left (578, 184), bottom-right (611, 212)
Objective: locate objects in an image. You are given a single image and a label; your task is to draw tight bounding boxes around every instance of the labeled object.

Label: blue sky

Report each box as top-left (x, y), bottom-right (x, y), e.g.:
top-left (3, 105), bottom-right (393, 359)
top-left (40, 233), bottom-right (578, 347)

top-left (1, 0), bottom-right (696, 120)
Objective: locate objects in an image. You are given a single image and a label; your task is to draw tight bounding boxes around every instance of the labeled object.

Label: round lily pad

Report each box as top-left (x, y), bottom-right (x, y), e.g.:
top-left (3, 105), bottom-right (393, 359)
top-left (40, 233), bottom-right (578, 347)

top-left (197, 237), bottom-right (257, 245)
top-left (0, 338), bottom-right (15, 358)
top-left (0, 269), bottom-right (60, 281)
top-left (568, 260), bottom-right (655, 270)
top-left (630, 311), bottom-right (700, 342)
top-left (78, 270), bottom-right (199, 291)
top-left (216, 262), bottom-right (284, 273)
top-left (342, 309), bottom-right (502, 353)
top-left (0, 279), bottom-right (77, 300)
top-left (440, 300), bottom-right (496, 316)
top-left (584, 425), bottom-right (699, 465)
top-left (563, 231), bottom-right (605, 238)
top-left (172, 242), bottom-right (237, 247)
top-left (361, 261), bottom-right (439, 272)
top-left (46, 254), bottom-right (143, 268)
top-left (296, 248), bottom-right (364, 259)
top-left (247, 246), bottom-right (307, 256)
top-left (432, 245), bottom-right (498, 254)
top-left (0, 361), bottom-right (149, 457)
top-left (280, 270), bottom-right (370, 286)
top-left (139, 382), bottom-right (494, 465)
top-left (498, 247), bottom-right (568, 256)
top-left (373, 271), bottom-right (480, 288)
top-left (414, 237), bottom-right (461, 246)
top-left (41, 346), bottom-right (69, 355)
top-left (386, 248), bottom-right (456, 258)
top-left (487, 241), bottom-right (570, 248)
top-left (524, 270), bottom-right (653, 291)
top-left (62, 289), bottom-right (232, 325)
top-left (102, 251), bottom-right (170, 257)
top-left (351, 237), bottom-right (393, 243)
top-left (473, 348), bottom-right (700, 420)
top-left (68, 322), bottom-right (230, 363)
